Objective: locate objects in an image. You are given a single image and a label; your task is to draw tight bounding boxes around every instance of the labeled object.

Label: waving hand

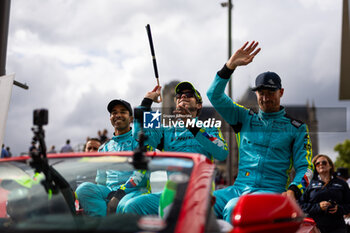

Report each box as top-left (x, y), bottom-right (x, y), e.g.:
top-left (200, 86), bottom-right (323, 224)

top-left (226, 41), bottom-right (261, 70)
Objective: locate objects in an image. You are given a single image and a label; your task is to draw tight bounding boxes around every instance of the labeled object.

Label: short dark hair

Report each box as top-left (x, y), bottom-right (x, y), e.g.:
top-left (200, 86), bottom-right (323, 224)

top-left (84, 138), bottom-right (102, 152)
top-left (87, 138), bottom-right (101, 144)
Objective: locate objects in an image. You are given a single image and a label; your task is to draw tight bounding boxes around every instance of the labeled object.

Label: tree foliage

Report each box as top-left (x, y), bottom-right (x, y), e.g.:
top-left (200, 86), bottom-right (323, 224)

top-left (334, 139), bottom-right (350, 170)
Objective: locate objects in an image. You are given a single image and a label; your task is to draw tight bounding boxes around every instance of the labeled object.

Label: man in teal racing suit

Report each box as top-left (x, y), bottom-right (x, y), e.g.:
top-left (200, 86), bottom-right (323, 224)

top-left (207, 41), bottom-right (314, 223)
top-left (76, 99), bottom-right (151, 216)
top-left (122, 81), bottom-right (229, 215)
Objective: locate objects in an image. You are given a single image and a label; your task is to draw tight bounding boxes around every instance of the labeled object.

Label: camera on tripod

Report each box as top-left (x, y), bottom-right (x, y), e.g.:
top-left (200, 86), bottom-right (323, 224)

top-left (31, 109), bottom-right (48, 158)
top-left (33, 109), bottom-right (48, 126)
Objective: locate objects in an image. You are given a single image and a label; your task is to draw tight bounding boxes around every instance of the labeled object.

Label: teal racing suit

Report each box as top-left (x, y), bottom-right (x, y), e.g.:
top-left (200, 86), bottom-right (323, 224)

top-left (75, 130), bottom-right (151, 216)
top-left (207, 65), bottom-right (314, 223)
top-left (122, 98), bottom-right (229, 215)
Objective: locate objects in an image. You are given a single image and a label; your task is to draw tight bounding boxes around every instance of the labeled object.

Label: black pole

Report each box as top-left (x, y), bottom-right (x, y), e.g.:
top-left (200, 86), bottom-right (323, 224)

top-left (228, 0), bottom-right (232, 91)
top-left (14, 80), bottom-right (29, 89)
top-left (0, 0), bottom-right (11, 76)
top-left (227, 0), bottom-right (234, 186)
top-left (0, 1), bottom-right (29, 90)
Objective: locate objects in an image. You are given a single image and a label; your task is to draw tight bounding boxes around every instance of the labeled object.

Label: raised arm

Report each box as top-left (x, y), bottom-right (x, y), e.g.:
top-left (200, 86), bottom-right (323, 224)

top-left (133, 86), bottom-right (164, 149)
top-left (144, 85), bottom-right (162, 103)
top-left (207, 41), bottom-right (261, 127)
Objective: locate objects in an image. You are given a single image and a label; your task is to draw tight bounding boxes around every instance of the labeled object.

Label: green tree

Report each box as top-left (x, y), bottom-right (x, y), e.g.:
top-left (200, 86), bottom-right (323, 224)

top-left (334, 139), bottom-right (350, 170)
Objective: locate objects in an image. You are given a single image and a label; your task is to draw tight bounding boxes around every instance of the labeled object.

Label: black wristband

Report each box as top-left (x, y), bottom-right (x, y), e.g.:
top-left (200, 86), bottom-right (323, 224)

top-left (135, 98), bottom-right (153, 124)
top-left (141, 98), bottom-right (153, 109)
top-left (288, 185), bottom-right (301, 200)
top-left (217, 64), bottom-right (235, 79)
top-left (107, 189), bottom-right (126, 200)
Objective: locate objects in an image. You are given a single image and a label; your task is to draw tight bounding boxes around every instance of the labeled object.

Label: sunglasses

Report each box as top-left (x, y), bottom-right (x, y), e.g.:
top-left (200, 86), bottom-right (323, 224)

top-left (315, 160), bottom-right (328, 166)
top-left (175, 92), bottom-right (195, 99)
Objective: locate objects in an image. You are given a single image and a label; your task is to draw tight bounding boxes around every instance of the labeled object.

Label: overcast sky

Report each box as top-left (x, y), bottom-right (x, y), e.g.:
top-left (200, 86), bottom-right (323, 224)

top-left (3, 0), bottom-right (350, 160)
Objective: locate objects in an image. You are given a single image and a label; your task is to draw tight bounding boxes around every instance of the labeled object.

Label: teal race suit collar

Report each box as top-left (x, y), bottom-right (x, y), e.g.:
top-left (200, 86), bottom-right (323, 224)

top-left (112, 128), bottom-right (132, 140)
top-left (258, 106), bottom-right (285, 119)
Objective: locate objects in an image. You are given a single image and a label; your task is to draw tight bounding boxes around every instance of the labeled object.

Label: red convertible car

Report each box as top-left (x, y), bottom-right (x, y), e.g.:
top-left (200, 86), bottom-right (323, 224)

top-left (0, 151), bottom-right (219, 233)
top-left (0, 151), bottom-right (318, 233)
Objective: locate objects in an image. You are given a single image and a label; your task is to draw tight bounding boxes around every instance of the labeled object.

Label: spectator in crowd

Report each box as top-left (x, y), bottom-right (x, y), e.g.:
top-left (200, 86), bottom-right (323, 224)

top-left (299, 154), bottom-right (350, 233)
top-left (6, 147), bottom-right (12, 157)
top-left (48, 145), bottom-right (57, 154)
top-left (84, 138), bottom-right (101, 152)
top-left (336, 167), bottom-right (350, 231)
top-left (1, 144), bottom-right (9, 158)
top-left (60, 139), bottom-right (74, 153)
top-left (207, 41), bottom-right (313, 223)
top-left (336, 167), bottom-right (350, 187)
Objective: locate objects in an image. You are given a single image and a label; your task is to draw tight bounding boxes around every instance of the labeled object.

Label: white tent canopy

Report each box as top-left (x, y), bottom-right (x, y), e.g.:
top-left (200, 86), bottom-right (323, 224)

top-left (0, 74), bottom-right (14, 149)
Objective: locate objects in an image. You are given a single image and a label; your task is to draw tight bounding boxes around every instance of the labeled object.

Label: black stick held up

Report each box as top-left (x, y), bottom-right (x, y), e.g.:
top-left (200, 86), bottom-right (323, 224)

top-left (146, 24), bottom-right (160, 86)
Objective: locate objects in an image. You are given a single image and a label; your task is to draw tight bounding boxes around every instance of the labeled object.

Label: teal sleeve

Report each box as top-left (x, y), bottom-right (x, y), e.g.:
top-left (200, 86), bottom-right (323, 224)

top-left (207, 74), bottom-right (249, 127)
top-left (98, 144), bottom-right (108, 152)
top-left (289, 124), bottom-right (314, 195)
top-left (193, 127), bottom-right (228, 161)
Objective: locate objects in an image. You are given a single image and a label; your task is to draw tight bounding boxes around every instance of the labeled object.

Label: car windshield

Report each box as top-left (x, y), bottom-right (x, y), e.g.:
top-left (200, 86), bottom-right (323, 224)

top-left (0, 154), bottom-right (194, 232)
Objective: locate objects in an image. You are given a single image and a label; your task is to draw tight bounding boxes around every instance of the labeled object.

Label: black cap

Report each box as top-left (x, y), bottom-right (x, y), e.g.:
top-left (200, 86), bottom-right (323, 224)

top-left (175, 81), bottom-right (202, 103)
top-left (252, 71), bottom-right (282, 91)
top-left (336, 167), bottom-right (349, 179)
top-left (107, 99), bottom-right (133, 115)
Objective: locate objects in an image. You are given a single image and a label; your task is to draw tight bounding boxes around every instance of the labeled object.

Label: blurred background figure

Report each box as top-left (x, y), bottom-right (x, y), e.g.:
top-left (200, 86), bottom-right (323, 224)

top-left (336, 167), bottom-right (350, 187)
top-left (84, 138), bottom-right (101, 152)
top-left (48, 145), bottom-right (57, 154)
top-left (98, 129), bottom-right (109, 144)
top-left (299, 154), bottom-right (350, 233)
top-left (60, 139), bottom-right (74, 153)
top-left (29, 141), bottom-right (37, 154)
top-left (336, 167), bottom-right (350, 231)
top-left (1, 144), bottom-right (9, 158)
top-left (6, 147), bottom-right (12, 157)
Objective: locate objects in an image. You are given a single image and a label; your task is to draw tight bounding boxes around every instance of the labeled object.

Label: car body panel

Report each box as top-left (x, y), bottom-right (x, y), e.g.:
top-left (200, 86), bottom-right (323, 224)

top-left (0, 152), bottom-right (215, 233)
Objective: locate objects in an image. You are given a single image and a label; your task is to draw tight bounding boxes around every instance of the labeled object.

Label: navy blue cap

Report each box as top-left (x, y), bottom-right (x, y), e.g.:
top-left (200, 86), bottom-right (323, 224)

top-left (252, 71), bottom-right (282, 91)
top-left (107, 99), bottom-right (133, 115)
